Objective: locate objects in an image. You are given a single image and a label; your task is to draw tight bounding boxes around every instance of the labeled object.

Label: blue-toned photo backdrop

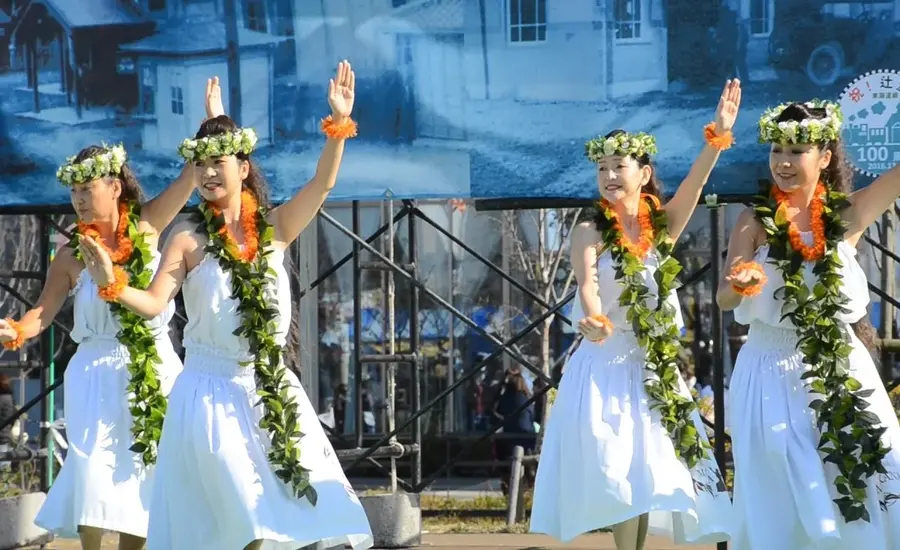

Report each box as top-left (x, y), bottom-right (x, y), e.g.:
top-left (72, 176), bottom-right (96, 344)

top-left (0, 0), bottom-right (898, 208)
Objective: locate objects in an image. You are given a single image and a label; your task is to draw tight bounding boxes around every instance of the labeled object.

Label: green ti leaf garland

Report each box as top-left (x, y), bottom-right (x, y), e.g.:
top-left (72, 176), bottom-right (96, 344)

top-left (196, 201), bottom-right (318, 506)
top-left (595, 197), bottom-right (710, 469)
top-left (753, 183), bottom-right (891, 523)
top-left (70, 202), bottom-right (167, 466)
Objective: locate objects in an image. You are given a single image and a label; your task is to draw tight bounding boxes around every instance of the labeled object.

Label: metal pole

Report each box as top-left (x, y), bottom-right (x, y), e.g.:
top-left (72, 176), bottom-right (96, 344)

top-left (387, 199), bottom-right (398, 492)
top-left (447, 204), bottom-right (455, 434)
top-left (408, 202), bottom-right (422, 489)
top-left (38, 215), bottom-right (51, 491)
top-left (708, 205), bottom-right (728, 550)
top-left (880, 213), bottom-right (895, 381)
top-left (352, 201), bottom-right (363, 448)
top-left (506, 445), bottom-right (524, 526)
top-left (47, 220), bottom-right (56, 484)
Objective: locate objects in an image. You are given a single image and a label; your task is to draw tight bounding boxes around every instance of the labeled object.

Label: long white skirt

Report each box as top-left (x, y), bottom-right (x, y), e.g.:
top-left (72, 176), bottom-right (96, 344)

top-left (729, 323), bottom-right (900, 550)
top-left (146, 349), bottom-right (373, 550)
top-left (530, 330), bottom-right (733, 544)
top-left (34, 336), bottom-right (183, 538)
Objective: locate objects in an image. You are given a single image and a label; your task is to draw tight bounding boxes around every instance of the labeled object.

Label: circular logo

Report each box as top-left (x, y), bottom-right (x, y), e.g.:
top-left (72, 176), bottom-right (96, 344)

top-left (839, 69), bottom-right (900, 178)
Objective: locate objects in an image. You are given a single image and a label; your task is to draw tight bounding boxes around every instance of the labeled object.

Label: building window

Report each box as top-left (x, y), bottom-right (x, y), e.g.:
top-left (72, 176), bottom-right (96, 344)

top-left (141, 66), bottom-right (155, 115)
top-left (245, 0), bottom-right (267, 32)
top-left (749, 0), bottom-right (773, 36)
top-left (170, 84), bottom-right (184, 115)
top-left (508, 0), bottom-right (547, 43)
top-left (148, 0), bottom-right (166, 12)
top-left (614, 0), bottom-right (642, 40)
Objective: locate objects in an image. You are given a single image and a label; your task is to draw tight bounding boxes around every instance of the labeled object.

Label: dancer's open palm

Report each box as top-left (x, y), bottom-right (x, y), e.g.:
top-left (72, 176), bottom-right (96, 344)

top-left (205, 76), bottom-right (225, 120)
top-left (79, 237), bottom-right (116, 289)
top-left (715, 79), bottom-right (742, 133)
top-left (726, 266), bottom-right (764, 290)
top-left (328, 60), bottom-right (356, 119)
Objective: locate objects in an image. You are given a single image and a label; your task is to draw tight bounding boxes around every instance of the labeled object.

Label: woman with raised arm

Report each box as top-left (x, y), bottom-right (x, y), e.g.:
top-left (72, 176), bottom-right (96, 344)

top-left (78, 60), bottom-right (372, 550)
top-left (718, 101), bottom-right (900, 550)
top-left (530, 80), bottom-right (742, 550)
top-left (0, 79), bottom-right (224, 550)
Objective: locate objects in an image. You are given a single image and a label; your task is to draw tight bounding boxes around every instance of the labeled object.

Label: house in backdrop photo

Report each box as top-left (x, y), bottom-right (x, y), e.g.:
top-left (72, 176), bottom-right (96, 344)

top-left (2, 0), bottom-right (900, 206)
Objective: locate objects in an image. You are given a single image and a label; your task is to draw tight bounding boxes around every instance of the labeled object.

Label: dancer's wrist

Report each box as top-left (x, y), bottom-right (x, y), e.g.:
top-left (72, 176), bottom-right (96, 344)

top-left (98, 266), bottom-right (129, 302)
top-left (704, 122), bottom-right (734, 151)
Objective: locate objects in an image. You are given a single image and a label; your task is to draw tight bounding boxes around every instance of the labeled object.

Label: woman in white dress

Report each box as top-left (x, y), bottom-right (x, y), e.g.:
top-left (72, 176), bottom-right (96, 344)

top-left (78, 60), bottom-right (372, 550)
top-left (530, 80), bottom-right (742, 550)
top-left (0, 79), bottom-right (222, 549)
top-left (718, 101), bottom-right (900, 550)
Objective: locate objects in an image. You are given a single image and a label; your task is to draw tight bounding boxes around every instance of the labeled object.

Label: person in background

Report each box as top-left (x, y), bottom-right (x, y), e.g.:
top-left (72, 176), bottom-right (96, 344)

top-left (0, 374), bottom-right (15, 471)
top-left (493, 368), bottom-right (536, 495)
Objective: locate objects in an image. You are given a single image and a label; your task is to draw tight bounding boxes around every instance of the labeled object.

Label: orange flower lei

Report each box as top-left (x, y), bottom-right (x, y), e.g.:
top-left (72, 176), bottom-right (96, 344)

top-left (208, 190), bottom-right (260, 263)
top-left (703, 122), bottom-right (734, 151)
top-left (2, 318), bottom-right (25, 351)
top-left (600, 194), bottom-right (658, 258)
top-left (320, 115), bottom-right (358, 140)
top-left (77, 201), bottom-right (134, 265)
top-left (729, 260), bottom-right (767, 297)
top-left (772, 181), bottom-right (827, 261)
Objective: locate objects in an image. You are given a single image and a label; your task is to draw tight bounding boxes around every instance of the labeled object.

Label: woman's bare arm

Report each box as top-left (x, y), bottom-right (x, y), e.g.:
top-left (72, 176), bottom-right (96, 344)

top-left (716, 207), bottom-right (761, 311)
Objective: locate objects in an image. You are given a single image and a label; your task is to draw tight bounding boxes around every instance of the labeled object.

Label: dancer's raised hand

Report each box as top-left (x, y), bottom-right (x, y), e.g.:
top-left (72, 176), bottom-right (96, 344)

top-left (205, 76), bottom-right (224, 120)
top-left (79, 237), bottom-right (116, 289)
top-left (328, 60), bottom-right (356, 121)
top-left (714, 79), bottom-right (742, 133)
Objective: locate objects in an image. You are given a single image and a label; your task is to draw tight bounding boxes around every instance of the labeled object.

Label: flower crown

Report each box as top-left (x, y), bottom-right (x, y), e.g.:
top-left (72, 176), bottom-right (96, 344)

top-left (56, 144), bottom-right (127, 186)
top-left (585, 132), bottom-right (657, 162)
top-left (758, 100), bottom-right (843, 145)
top-left (177, 127), bottom-right (259, 162)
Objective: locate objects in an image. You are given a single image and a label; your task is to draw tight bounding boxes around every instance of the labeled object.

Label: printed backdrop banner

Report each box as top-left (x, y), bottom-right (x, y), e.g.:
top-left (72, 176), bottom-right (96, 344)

top-left (1, 0), bottom-right (898, 208)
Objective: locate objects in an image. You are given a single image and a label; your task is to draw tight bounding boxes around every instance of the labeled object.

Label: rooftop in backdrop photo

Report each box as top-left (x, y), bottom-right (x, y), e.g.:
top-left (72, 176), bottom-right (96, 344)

top-left (0, 0), bottom-right (899, 208)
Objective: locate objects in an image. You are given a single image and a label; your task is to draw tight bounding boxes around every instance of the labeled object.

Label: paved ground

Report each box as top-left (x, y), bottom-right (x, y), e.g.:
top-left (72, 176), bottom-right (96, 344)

top-left (39, 533), bottom-right (720, 549)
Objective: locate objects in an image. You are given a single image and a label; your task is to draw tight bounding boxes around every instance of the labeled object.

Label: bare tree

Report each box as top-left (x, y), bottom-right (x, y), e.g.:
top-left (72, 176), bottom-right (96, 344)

top-left (502, 208), bottom-right (585, 445)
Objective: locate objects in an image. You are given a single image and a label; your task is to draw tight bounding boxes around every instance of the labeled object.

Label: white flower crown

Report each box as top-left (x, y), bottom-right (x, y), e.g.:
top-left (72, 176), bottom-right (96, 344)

top-left (56, 144), bottom-right (128, 186)
top-left (585, 132), bottom-right (657, 162)
top-left (758, 100), bottom-right (843, 145)
top-left (177, 127), bottom-right (259, 161)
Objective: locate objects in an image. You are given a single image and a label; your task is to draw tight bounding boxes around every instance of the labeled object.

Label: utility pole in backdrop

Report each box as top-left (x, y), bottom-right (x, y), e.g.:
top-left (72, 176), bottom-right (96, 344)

top-left (223, 0), bottom-right (242, 125)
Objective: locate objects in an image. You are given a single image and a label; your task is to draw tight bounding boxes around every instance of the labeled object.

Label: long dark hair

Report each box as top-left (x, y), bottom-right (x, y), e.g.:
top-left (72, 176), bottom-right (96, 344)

top-left (194, 115), bottom-right (270, 209)
top-left (774, 104), bottom-right (878, 352)
top-left (73, 145), bottom-right (145, 204)
top-left (0, 374), bottom-right (12, 395)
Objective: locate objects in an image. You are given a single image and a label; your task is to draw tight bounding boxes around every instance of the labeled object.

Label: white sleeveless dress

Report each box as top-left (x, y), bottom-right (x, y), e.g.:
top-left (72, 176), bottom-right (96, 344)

top-left (730, 236), bottom-right (900, 550)
top-left (34, 255), bottom-right (183, 539)
top-left (145, 249), bottom-right (373, 550)
top-left (530, 248), bottom-right (733, 544)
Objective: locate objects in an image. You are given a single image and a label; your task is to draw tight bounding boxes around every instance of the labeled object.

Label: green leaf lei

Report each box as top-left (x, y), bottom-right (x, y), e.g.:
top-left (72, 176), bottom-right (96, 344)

top-left (753, 183), bottom-right (891, 523)
top-left (595, 197), bottom-right (710, 469)
top-left (195, 201), bottom-right (318, 506)
top-left (70, 202), bottom-right (167, 466)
